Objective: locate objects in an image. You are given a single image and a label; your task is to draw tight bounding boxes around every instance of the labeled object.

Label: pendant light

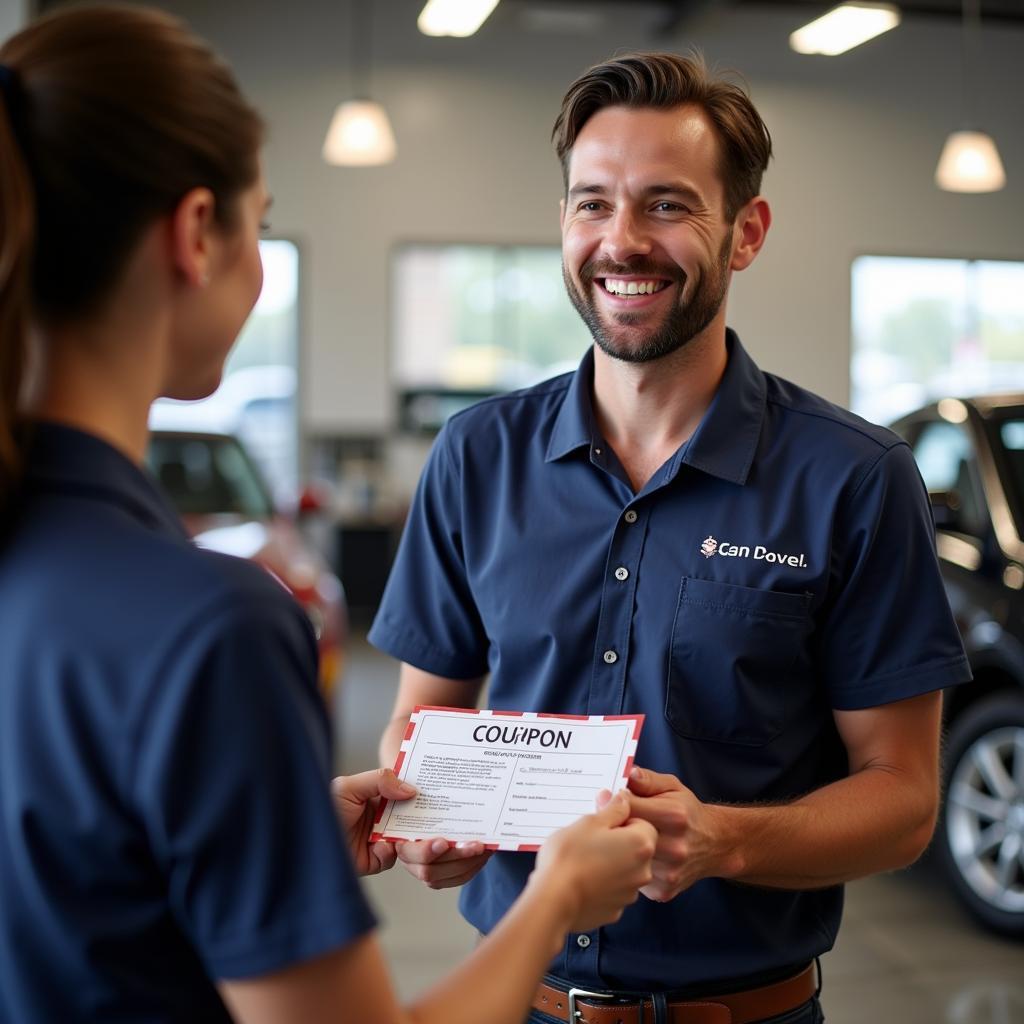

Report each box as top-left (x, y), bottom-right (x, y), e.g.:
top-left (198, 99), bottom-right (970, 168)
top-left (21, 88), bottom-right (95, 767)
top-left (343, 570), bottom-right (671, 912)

top-left (323, 0), bottom-right (396, 167)
top-left (789, 2), bottom-right (900, 56)
top-left (418, 0), bottom-right (501, 38)
top-left (935, 0), bottom-right (1004, 193)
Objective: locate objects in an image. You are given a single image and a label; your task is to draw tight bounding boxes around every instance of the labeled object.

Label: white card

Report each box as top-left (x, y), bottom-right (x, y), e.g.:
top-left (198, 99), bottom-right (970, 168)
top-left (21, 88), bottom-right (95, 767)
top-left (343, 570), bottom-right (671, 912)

top-left (371, 706), bottom-right (644, 852)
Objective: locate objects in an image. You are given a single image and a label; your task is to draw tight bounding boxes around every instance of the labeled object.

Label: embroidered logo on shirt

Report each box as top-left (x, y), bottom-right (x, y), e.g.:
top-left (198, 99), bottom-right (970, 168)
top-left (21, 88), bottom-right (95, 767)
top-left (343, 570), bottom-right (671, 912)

top-left (698, 537), bottom-right (808, 568)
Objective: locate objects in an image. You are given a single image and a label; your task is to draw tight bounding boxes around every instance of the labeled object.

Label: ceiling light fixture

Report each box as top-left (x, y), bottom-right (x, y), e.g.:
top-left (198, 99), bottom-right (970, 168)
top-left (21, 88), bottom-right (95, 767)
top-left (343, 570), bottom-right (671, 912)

top-left (323, 0), bottom-right (396, 166)
top-left (935, 0), bottom-right (1005, 192)
top-left (418, 0), bottom-right (501, 38)
top-left (789, 2), bottom-right (900, 56)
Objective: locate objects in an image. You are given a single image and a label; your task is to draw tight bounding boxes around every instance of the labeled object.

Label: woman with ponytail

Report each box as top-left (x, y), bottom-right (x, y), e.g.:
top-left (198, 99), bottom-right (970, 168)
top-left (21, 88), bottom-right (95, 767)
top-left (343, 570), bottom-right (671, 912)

top-left (0, 7), bottom-right (655, 1024)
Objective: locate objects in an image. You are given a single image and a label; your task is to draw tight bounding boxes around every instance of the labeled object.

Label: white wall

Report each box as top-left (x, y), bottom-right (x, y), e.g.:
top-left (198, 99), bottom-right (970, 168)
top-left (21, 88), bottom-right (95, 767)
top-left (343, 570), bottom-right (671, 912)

top-left (0, 0), bottom-right (29, 44)
top-left (44, 0), bottom-right (1024, 432)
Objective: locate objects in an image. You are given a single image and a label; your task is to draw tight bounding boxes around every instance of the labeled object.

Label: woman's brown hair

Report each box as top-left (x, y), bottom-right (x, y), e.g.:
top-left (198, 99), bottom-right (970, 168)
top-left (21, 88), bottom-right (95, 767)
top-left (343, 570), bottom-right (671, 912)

top-left (552, 51), bottom-right (772, 223)
top-left (0, 3), bottom-right (264, 516)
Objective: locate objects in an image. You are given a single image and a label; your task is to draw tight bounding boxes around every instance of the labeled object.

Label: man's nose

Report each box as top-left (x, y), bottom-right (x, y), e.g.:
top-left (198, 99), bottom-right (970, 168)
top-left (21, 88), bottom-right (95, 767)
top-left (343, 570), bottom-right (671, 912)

top-left (602, 210), bottom-right (652, 264)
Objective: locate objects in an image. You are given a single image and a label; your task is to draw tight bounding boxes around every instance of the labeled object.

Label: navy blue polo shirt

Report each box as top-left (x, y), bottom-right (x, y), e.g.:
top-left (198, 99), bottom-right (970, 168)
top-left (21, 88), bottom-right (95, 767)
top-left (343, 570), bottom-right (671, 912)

top-left (369, 330), bottom-right (970, 991)
top-left (0, 423), bottom-right (375, 1023)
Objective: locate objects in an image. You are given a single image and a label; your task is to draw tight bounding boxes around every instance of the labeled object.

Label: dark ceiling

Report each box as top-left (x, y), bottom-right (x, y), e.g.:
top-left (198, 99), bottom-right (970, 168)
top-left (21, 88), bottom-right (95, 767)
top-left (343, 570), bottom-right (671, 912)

top-left (521, 0), bottom-right (1024, 30)
top-left (734, 0), bottom-right (1024, 22)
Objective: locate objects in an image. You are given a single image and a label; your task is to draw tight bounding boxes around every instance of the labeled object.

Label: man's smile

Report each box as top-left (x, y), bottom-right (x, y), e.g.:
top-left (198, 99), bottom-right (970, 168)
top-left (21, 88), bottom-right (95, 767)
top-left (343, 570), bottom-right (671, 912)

top-left (598, 277), bottom-right (672, 296)
top-left (591, 274), bottom-right (681, 312)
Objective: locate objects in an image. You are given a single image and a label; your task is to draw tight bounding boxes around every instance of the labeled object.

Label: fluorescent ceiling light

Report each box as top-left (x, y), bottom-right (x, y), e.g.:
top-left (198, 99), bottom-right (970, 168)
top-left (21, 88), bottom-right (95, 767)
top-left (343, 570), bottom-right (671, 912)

top-left (790, 2), bottom-right (900, 56)
top-left (322, 100), bottom-right (396, 166)
top-left (935, 130), bottom-right (1006, 193)
top-left (418, 0), bottom-right (501, 37)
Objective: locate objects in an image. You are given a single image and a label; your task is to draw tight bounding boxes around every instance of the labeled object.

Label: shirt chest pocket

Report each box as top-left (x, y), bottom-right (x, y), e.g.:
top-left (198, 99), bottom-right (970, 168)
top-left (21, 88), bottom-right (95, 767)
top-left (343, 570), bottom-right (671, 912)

top-left (666, 577), bottom-right (813, 747)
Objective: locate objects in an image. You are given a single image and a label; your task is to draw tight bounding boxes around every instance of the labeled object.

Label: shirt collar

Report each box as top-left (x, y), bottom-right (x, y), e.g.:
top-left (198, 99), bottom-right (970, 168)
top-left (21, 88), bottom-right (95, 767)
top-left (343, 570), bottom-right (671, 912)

top-left (25, 420), bottom-right (190, 540)
top-left (544, 329), bottom-right (767, 486)
top-left (545, 347), bottom-right (598, 463)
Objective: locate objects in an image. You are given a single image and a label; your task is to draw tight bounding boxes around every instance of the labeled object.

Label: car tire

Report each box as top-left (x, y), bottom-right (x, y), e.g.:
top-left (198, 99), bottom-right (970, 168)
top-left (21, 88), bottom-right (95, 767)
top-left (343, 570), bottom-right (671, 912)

top-left (939, 692), bottom-right (1024, 939)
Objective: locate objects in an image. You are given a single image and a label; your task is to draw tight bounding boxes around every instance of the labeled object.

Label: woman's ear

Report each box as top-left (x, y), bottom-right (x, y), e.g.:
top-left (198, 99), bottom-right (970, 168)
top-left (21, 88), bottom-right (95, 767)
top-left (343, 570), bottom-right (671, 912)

top-left (169, 187), bottom-right (217, 288)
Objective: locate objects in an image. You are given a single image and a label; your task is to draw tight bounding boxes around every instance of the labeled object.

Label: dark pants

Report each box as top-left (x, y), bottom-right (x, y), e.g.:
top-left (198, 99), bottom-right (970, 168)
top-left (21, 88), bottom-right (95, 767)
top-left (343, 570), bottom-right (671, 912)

top-left (527, 995), bottom-right (825, 1024)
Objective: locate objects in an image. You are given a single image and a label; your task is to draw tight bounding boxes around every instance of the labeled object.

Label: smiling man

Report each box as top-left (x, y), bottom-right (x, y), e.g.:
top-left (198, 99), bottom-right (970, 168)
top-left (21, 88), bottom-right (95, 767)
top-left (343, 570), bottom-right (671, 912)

top-left (371, 53), bottom-right (971, 1024)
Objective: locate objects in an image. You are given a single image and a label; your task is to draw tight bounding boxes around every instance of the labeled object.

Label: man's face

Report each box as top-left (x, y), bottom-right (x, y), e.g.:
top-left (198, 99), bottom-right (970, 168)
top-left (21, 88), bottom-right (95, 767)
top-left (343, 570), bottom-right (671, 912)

top-left (560, 104), bottom-right (736, 364)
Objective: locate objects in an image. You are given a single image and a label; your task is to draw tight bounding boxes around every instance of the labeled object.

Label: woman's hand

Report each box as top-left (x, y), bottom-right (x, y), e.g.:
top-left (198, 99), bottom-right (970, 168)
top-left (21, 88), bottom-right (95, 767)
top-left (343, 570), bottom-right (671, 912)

top-left (532, 791), bottom-right (657, 933)
top-left (330, 769), bottom-right (418, 877)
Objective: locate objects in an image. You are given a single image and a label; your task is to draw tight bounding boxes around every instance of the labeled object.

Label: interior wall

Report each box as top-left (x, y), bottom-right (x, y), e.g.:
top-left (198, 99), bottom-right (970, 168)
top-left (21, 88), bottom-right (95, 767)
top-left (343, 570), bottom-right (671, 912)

top-left (0, 0), bottom-right (29, 44)
top-left (31, 0), bottom-right (1024, 435)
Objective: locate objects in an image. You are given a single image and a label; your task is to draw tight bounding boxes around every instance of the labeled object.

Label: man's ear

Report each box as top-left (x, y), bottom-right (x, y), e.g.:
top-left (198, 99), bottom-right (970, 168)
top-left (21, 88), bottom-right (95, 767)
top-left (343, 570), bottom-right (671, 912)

top-left (559, 196), bottom-right (566, 231)
top-left (169, 187), bottom-right (217, 287)
top-left (730, 197), bottom-right (771, 272)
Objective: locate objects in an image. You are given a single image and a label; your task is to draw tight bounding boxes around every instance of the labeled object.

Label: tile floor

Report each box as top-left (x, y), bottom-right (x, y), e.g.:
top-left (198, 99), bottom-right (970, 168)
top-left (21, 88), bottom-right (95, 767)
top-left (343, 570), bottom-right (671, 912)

top-left (336, 633), bottom-right (1024, 1023)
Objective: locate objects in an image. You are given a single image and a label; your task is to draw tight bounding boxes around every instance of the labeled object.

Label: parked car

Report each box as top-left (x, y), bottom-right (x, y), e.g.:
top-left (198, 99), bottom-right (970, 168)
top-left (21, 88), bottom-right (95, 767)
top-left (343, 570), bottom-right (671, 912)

top-left (145, 429), bottom-right (346, 701)
top-left (150, 365), bottom-right (298, 505)
top-left (890, 394), bottom-right (1024, 938)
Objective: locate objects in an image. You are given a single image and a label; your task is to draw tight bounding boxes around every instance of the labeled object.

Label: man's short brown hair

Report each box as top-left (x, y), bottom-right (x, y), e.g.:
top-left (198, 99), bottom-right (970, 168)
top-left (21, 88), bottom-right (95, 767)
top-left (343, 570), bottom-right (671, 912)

top-left (552, 51), bottom-right (772, 221)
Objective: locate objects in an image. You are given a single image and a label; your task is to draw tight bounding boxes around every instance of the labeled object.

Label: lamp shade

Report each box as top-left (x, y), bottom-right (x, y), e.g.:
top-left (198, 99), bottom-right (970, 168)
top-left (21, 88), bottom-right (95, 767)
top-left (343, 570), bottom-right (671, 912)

top-left (935, 130), bottom-right (1006, 193)
top-left (322, 100), bottom-right (396, 166)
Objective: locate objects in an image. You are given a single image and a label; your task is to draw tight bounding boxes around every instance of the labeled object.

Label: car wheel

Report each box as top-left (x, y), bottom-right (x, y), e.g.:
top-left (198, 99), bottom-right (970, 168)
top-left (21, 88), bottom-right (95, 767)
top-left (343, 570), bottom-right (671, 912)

top-left (939, 692), bottom-right (1024, 938)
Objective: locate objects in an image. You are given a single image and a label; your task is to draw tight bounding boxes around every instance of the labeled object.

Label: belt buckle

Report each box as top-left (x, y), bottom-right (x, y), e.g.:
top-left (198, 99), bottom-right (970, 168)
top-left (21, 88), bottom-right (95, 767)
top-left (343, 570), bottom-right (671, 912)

top-left (568, 987), bottom-right (614, 1023)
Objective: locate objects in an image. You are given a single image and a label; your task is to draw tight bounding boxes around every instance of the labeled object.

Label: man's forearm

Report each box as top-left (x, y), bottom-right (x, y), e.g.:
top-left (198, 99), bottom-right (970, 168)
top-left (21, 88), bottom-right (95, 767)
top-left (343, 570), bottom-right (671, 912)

top-left (711, 764), bottom-right (938, 889)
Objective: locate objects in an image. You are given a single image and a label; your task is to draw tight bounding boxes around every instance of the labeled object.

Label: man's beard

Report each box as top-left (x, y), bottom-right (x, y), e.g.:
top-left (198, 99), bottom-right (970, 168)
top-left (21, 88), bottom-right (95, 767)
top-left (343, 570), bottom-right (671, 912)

top-left (562, 233), bottom-right (732, 364)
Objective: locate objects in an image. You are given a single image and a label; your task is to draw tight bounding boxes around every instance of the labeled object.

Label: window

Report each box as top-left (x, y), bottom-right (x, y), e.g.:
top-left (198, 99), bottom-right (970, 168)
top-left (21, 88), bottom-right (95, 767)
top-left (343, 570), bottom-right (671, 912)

top-left (995, 412), bottom-right (1024, 534)
top-left (147, 434), bottom-right (273, 519)
top-left (911, 421), bottom-right (987, 538)
top-left (392, 244), bottom-right (591, 431)
top-left (851, 256), bottom-right (1024, 427)
top-left (150, 239), bottom-right (300, 503)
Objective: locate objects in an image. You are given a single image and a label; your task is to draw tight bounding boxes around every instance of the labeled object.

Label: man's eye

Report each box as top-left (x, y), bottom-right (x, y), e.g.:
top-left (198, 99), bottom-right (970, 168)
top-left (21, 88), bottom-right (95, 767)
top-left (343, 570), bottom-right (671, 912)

top-left (578, 202), bottom-right (603, 213)
top-left (653, 202), bottom-right (684, 213)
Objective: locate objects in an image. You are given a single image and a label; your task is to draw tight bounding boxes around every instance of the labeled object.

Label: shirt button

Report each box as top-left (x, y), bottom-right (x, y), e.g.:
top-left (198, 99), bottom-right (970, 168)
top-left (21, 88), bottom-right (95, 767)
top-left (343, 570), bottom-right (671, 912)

top-left (614, 567), bottom-right (629, 581)
top-left (603, 650), bottom-right (618, 665)
top-left (576, 934), bottom-right (591, 948)
top-left (624, 510), bottom-right (638, 524)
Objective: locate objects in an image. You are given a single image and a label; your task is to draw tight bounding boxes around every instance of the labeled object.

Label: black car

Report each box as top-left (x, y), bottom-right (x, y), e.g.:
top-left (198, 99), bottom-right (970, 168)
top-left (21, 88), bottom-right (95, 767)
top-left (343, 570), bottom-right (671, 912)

top-left (891, 395), bottom-right (1024, 938)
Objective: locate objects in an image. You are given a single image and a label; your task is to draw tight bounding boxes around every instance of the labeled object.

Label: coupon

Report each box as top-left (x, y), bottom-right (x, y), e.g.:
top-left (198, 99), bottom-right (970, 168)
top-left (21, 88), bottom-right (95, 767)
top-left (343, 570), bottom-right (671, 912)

top-left (370, 706), bottom-right (644, 852)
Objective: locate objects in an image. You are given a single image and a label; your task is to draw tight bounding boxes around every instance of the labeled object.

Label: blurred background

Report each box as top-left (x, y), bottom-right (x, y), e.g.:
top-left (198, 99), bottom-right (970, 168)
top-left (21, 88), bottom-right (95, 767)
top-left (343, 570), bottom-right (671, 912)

top-left (3, 0), bottom-right (1022, 1018)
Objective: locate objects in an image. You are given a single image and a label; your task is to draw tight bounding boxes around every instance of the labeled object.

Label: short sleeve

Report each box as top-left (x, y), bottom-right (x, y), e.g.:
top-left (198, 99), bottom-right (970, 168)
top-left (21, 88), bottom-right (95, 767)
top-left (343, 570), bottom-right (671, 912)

top-left (132, 587), bottom-right (376, 980)
top-left (368, 424), bottom-right (489, 679)
top-left (819, 442), bottom-right (972, 710)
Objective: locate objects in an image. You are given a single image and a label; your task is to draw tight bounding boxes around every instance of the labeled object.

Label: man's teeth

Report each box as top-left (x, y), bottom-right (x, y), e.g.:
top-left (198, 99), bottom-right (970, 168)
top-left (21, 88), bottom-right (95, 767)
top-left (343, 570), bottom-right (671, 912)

top-left (602, 279), bottom-right (667, 296)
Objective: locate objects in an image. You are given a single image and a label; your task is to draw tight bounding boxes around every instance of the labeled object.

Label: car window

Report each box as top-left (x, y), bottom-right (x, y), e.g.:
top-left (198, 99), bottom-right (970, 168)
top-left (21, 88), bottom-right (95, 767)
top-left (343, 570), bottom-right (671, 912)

top-left (997, 416), bottom-right (1024, 533)
top-left (911, 421), bottom-right (988, 538)
top-left (147, 435), bottom-right (274, 519)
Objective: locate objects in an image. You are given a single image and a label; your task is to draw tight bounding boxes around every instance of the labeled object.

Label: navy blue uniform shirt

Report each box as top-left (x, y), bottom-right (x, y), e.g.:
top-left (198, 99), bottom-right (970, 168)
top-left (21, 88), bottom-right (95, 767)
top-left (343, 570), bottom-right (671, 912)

top-left (370, 331), bottom-right (971, 991)
top-left (0, 423), bottom-right (375, 1023)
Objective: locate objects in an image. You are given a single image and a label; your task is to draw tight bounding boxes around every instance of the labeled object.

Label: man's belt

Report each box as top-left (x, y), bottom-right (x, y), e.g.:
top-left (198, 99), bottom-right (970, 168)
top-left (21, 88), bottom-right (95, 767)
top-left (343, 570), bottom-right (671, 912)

top-left (532, 962), bottom-right (817, 1024)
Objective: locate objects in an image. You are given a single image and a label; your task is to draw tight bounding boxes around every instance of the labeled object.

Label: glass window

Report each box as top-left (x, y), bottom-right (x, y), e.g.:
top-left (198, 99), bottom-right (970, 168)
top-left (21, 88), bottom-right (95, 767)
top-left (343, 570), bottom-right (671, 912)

top-left (149, 239), bottom-right (300, 504)
top-left (912, 421), bottom-right (987, 538)
top-left (146, 434), bottom-right (273, 519)
top-left (392, 244), bottom-right (591, 429)
top-left (996, 413), bottom-right (1024, 532)
top-left (851, 256), bottom-right (1024, 427)
top-left (913, 421), bottom-right (972, 493)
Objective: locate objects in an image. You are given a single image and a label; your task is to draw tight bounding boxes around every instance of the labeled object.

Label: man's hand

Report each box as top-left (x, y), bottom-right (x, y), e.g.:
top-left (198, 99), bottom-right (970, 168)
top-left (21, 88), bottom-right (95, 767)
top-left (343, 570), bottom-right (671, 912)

top-left (621, 766), bottom-right (741, 902)
top-left (331, 769), bottom-right (418, 877)
top-left (394, 838), bottom-right (493, 890)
